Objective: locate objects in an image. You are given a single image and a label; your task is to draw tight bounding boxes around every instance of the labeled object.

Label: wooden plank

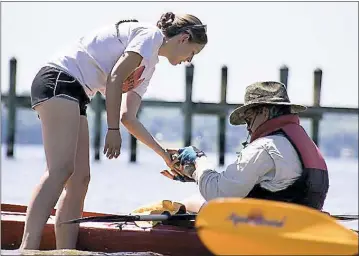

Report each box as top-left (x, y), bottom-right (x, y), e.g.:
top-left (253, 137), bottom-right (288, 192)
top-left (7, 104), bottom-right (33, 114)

top-left (1, 95), bottom-right (357, 116)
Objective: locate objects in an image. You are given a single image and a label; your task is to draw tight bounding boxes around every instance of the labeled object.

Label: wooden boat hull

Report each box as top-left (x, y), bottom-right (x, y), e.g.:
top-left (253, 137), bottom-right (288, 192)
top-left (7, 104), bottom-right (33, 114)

top-left (1, 204), bottom-right (212, 256)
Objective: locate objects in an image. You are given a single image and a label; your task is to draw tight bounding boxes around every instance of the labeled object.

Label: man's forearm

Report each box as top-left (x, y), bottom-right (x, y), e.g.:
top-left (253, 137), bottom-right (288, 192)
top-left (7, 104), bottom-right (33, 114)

top-left (192, 157), bottom-right (214, 181)
top-left (191, 157), bottom-right (219, 201)
top-left (192, 157), bottom-right (257, 201)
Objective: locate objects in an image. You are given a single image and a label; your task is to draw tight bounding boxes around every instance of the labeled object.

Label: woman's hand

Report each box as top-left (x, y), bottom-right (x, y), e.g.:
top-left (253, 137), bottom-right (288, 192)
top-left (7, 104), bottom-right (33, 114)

top-left (162, 149), bottom-right (180, 170)
top-left (103, 129), bottom-right (122, 159)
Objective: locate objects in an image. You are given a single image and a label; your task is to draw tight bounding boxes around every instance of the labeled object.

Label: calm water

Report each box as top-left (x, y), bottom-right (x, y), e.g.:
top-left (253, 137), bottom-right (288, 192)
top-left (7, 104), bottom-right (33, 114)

top-left (1, 145), bottom-right (358, 255)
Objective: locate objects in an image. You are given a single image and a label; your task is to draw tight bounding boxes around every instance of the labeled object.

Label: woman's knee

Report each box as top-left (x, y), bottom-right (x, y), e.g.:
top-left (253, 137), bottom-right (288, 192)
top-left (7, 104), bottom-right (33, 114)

top-left (47, 160), bottom-right (76, 182)
top-left (82, 173), bottom-right (91, 187)
top-left (68, 167), bottom-right (91, 189)
top-left (76, 171), bottom-right (91, 187)
top-left (71, 116), bottom-right (91, 188)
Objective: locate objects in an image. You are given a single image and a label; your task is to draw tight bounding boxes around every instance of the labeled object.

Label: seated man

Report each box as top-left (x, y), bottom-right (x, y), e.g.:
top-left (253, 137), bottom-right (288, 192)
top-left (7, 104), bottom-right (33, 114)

top-left (164, 81), bottom-right (329, 212)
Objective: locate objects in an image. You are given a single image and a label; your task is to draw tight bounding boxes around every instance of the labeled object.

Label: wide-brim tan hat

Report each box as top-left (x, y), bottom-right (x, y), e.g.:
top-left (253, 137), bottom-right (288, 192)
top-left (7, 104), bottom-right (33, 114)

top-left (229, 81), bottom-right (307, 126)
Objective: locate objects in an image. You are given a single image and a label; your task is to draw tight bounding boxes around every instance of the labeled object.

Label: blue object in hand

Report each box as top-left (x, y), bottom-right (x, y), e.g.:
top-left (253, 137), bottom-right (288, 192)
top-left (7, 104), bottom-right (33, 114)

top-left (177, 146), bottom-right (205, 165)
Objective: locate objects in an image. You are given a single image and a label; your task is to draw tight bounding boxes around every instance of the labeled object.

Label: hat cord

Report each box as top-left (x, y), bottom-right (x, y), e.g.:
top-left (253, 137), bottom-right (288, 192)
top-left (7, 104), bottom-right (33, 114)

top-left (242, 112), bottom-right (258, 148)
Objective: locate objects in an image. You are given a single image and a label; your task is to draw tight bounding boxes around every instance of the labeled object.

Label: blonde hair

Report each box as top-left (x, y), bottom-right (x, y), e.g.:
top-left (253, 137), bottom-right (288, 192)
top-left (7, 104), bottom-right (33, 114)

top-left (156, 12), bottom-right (208, 45)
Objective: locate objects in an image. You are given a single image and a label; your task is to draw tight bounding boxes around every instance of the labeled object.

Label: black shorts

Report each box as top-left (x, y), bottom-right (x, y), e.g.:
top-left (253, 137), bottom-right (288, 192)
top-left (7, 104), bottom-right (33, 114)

top-left (31, 66), bottom-right (90, 116)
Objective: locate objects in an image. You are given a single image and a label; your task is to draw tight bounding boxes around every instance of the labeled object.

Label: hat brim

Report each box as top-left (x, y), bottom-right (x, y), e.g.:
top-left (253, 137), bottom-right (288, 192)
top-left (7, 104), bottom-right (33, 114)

top-left (229, 102), bottom-right (307, 126)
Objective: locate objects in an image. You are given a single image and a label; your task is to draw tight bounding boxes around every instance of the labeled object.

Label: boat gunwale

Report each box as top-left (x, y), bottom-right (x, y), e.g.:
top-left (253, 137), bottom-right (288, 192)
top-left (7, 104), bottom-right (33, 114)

top-left (1, 203), bottom-right (212, 256)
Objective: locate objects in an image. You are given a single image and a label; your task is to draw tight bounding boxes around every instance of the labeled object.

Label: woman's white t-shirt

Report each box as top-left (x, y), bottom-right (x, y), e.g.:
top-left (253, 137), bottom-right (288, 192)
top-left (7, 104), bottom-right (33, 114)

top-left (47, 22), bottom-right (164, 98)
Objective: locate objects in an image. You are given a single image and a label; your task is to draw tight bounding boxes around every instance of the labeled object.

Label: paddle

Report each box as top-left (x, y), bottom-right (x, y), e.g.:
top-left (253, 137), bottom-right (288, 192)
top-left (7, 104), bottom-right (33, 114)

top-left (61, 212), bottom-right (196, 224)
top-left (61, 211), bottom-right (357, 224)
top-left (195, 198), bottom-right (358, 255)
top-left (326, 214), bottom-right (358, 221)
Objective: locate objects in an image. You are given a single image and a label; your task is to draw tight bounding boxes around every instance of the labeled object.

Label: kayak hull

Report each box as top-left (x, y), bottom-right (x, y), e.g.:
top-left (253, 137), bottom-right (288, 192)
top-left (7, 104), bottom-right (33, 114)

top-left (1, 204), bottom-right (212, 256)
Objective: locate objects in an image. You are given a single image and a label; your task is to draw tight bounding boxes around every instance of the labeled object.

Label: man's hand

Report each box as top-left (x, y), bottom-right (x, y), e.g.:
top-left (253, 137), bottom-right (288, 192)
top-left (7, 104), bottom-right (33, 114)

top-left (160, 146), bottom-right (206, 182)
top-left (160, 168), bottom-right (196, 182)
top-left (177, 146), bottom-right (205, 165)
top-left (161, 149), bottom-right (189, 181)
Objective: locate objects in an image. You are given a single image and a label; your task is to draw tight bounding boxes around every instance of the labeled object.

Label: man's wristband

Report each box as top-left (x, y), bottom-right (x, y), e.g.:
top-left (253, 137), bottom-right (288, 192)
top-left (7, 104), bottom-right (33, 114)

top-left (108, 127), bottom-right (120, 131)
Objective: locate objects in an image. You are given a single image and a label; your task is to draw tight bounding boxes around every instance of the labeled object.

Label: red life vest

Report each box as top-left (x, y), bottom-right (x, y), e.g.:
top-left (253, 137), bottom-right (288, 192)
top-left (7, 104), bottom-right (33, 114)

top-left (246, 114), bottom-right (329, 210)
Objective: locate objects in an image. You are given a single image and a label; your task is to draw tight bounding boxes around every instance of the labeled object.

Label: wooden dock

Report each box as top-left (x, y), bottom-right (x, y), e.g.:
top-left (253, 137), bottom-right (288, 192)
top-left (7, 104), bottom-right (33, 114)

top-left (2, 58), bottom-right (358, 165)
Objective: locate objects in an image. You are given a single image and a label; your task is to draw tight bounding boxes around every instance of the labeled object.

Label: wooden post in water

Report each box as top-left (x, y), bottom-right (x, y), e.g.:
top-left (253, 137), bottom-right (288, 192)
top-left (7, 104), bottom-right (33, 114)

top-left (183, 64), bottom-right (194, 146)
top-left (218, 66), bottom-right (228, 166)
top-left (130, 106), bottom-right (141, 162)
top-left (93, 92), bottom-right (103, 160)
top-left (312, 69), bottom-right (323, 146)
top-left (130, 132), bottom-right (137, 162)
top-left (6, 58), bottom-right (17, 158)
top-left (280, 65), bottom-right (289, 86)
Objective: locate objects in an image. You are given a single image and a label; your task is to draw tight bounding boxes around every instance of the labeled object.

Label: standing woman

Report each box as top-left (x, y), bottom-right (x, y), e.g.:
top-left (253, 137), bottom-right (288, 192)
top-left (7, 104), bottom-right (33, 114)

top-left (21, 12), bottom-right (207, 250)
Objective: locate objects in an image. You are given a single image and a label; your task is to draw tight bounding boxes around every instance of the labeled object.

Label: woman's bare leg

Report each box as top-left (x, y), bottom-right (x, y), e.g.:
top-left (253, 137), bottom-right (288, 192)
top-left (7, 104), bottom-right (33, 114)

top-left (20, 97), bottom-right (80, 250)
top-left (55, 116), bottom-right (90, 249)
